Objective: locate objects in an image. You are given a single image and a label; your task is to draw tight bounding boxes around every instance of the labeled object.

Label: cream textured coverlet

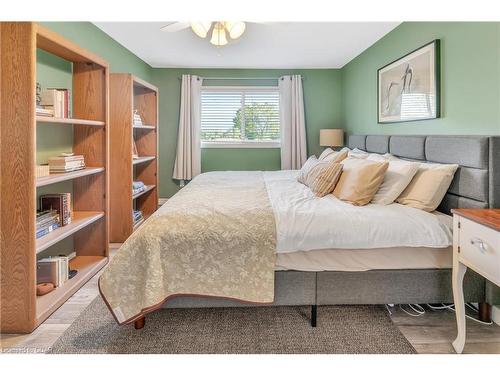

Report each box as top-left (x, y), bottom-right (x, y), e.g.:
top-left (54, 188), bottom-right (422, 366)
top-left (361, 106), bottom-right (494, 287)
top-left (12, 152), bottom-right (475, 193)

top-left (99, 172), bottom-right (277, 324)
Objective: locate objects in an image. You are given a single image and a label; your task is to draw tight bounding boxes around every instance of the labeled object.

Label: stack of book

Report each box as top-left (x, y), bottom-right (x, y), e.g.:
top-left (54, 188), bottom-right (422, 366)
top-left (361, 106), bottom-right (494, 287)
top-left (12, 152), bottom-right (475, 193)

top-left (133, 110), bottom-right (143, 127)
top-left (133, 210), bottom-right (144, 226)
top-left (36, 210), bottom-right (60, 239)
top-left (48, 155), bottom-right (85, 173)
top-left (36, 106), bottom-right (55, 117)
top-left (40, 88), bottom-right (71, 118)
top-left (40, 193), bottom-right (72, 226)
top-left (37, 256), bottom-right (69, 287)
top-left (132, 181), bottom-right (146, 195)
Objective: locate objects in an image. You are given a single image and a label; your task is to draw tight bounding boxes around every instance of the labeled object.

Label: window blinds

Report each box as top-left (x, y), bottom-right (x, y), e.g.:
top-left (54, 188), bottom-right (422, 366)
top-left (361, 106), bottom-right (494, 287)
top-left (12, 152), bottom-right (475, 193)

top-left (201, 87), bottom-right (280, 144)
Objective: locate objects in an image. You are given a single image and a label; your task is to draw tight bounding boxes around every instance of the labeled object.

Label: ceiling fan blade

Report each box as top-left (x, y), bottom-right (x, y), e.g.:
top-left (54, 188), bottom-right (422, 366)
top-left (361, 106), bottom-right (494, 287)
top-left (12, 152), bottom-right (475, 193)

top-left (160, 22), bottom-right (190, 33)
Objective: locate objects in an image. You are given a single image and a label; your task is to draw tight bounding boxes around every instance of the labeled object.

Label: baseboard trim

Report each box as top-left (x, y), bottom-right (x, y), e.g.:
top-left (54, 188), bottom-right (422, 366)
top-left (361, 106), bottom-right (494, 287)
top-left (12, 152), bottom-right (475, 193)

top-left (158, 198), bottom-right (169, 207)
top-left (492, 305), bottom-right (500, 326)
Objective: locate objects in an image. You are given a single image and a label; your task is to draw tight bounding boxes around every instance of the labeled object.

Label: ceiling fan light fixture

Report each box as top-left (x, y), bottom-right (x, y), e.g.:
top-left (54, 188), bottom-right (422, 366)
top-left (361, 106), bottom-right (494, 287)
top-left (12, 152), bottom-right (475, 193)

top-left (190, 22), bottom-right (212, 38)
top-left (210, 23), bottom-right (228, 46)
top-left (224, 21), bottom-right (246, 39)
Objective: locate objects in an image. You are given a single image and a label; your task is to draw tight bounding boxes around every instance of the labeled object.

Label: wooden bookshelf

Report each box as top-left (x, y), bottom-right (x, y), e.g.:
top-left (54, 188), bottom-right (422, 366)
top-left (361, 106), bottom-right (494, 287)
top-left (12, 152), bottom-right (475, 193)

top-left (1, 23), bottom-right (109, 333)
top-left (109, 74), bottom-right (158, 242)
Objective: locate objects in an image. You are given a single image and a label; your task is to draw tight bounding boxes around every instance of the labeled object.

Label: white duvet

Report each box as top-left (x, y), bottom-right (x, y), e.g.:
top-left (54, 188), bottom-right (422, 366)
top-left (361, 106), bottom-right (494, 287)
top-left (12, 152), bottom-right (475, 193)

top-left (263, 170), bottom-right (453, 253)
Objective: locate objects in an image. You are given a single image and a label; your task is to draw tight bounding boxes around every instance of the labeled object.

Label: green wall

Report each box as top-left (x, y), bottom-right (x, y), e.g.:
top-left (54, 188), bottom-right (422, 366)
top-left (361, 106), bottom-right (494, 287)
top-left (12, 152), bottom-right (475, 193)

top-left (39, 22), bottom-right (500, 200)
top-left (152, 68), bottom-right (342, 198)
top-left (341, 22), bottom-right (500, 136)
top-left (41, 22), bottom-right (153, 80)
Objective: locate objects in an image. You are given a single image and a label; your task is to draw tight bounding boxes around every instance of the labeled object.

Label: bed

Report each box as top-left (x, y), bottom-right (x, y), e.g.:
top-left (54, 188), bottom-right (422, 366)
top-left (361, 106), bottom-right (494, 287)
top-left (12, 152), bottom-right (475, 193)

top-left (99, 134), bottom-right (500, 328)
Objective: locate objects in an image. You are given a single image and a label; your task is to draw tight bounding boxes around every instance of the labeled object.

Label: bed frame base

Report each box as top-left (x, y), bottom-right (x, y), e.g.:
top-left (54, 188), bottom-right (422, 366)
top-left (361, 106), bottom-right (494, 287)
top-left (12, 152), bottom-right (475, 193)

top-left (311, 305), bottom-right (317, 327)
top-left (134, 316), bottom-right (146, 330)
top-left (130, 302), bottom-right (492, 330)
top-left (478, 302), bottom-right (492, 323)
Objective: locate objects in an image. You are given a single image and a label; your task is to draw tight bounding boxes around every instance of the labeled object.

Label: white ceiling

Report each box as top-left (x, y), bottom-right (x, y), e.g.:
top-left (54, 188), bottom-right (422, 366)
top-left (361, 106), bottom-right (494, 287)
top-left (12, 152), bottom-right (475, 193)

top-left (94, 22), bottom-right (400, 69)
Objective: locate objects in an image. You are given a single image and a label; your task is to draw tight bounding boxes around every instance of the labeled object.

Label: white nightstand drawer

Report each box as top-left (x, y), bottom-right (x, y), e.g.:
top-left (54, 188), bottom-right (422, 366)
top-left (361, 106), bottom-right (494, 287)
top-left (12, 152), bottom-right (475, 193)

top-left (458, 217), bottom-right (500, 284)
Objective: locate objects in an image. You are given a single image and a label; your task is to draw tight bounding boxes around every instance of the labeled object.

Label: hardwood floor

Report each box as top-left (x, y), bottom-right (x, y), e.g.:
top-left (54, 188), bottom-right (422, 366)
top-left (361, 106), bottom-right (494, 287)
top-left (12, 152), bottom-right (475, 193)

top-left (2, 243), bottom-right (500, 354)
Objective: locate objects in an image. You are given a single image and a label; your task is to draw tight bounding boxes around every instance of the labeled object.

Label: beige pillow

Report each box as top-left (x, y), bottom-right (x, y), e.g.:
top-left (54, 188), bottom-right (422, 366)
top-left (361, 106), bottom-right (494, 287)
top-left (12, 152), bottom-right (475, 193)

top-left (396, 163), bottom-right (459, 212)
top-left (297, 156), bottom-right (319, 184)
top-left (332, 157), bottom-right (389, 206)
top-left (367, 153), bottom-right (421, 205)
top-left (304, 161), bottom-right (344, 197)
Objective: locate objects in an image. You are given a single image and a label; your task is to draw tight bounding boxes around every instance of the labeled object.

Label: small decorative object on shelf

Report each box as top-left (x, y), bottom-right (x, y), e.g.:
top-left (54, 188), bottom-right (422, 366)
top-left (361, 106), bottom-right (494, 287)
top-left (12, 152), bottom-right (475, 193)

top-left (40, 193), bottom-right (72, 226)
top-left (133, 109), bottom-right (143, 127)
top-left (35, 164), bottom-right (50, 178)
top-left (48, 153), bottom-right (85, 173)
top-left (36, 282), bottom-right (55, 296)
top-left (132, 139), bottom-right (139, 159)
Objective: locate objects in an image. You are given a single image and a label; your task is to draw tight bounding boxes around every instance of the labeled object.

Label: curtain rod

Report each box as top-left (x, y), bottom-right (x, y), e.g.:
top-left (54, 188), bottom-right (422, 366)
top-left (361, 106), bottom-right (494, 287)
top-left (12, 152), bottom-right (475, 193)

top-left (177, 76), bottom-right (304, 81)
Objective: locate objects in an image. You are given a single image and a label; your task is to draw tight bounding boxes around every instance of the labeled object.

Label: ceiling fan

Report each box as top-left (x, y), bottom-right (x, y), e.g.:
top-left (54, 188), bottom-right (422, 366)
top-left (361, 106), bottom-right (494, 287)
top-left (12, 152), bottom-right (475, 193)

top-left (160, 21), bottom-right (246, 46)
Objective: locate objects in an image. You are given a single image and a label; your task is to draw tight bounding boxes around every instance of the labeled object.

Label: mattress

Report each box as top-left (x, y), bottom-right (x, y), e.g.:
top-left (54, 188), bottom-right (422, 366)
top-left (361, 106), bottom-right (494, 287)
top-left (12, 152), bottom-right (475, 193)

top-left (275, 246), bottom-right (452, 272)
top-left (264, 170), bottom-right (453, 252)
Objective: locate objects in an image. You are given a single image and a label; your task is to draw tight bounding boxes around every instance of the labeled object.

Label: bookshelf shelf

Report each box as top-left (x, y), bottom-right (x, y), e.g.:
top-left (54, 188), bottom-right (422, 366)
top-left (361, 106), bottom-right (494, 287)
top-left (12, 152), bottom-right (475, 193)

top-left (36, 211), bottom-right (105, 254)
top-left (132, 185), bottom-right (156, 200)
top-left (36, 167), bottom-right (104, 187)
top-left (133, 124), bottom-right (156, 130)
top-left (132, 156), bottom-right (156, 165)
top-left (1, 23), bottom-right (109, 333)
top-left (110, 74), bottom-right (158, 242)
top-left (36, 255), bottom-right (108, 324)
top-left (36, 116), bottom-right (105, 127)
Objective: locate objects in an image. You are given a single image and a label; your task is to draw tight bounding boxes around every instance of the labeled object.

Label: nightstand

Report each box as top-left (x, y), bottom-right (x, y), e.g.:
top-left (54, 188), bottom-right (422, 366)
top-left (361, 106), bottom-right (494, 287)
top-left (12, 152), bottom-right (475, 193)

top-left (451, 209), bottom-right (500, 353)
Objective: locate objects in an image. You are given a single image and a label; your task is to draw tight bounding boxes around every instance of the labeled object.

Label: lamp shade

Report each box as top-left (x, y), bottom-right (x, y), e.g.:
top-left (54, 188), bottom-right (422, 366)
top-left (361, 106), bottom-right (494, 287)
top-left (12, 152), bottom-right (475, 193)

top-left (210, 22), bottom-right (228, 46)
top-left (191, 22), bottom-right (212, 38)
top-left (320, 129), bottom-right (344, 147)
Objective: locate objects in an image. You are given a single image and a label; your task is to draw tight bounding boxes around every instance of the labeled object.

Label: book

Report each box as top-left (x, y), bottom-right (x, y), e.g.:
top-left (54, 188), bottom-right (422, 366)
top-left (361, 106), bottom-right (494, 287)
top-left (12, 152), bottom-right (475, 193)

top-left (48, 155), bottom-right (85, 173)
top-left (37, 256), bottom-right (69, 287)
top-left (40, 194), bottom-right (72, 226)
top-left (35, 209), bottom-right (60, 239)
top-left (40, 88), bottom-right (71, 118)
top-left (36, 222), bottom-right (60, 239)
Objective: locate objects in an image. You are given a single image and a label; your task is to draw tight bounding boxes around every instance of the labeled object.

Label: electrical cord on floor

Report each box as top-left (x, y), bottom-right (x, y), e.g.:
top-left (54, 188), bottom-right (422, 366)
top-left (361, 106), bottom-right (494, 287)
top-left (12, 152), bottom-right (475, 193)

top-left (392, 302), bottom-right (493, 325)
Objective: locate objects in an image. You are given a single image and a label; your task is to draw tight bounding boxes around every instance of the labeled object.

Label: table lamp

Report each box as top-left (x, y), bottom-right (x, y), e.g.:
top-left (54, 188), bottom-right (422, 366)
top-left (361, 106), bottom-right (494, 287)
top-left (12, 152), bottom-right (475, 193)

top-left (320, 129), bottom-right (344, 150)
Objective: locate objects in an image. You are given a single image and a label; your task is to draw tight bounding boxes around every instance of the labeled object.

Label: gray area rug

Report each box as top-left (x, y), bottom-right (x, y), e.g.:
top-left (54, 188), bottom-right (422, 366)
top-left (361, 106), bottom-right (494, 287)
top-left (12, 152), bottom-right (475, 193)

top-left (49, 297), bottom-right (416, 354)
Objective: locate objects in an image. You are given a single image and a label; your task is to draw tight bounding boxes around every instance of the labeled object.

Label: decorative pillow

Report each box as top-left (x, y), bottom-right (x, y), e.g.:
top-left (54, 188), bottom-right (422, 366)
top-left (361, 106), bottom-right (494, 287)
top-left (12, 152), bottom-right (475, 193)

top-left (348, 148), bottom-right (370, 159)
top-left (367, 153), bottom-right (421, 205)
top-left (320, 149), bottom-right (348, 163)
top-left (318, 148), bottom-right (334, 160)
top-left (332, 157), bottom-right (389, 206)
top-left (304, 161), bottom-right (344, 197)
top-left (297, 156), bottom-right (319, 184)
top-left (396, 163), bottom-right (459, 212)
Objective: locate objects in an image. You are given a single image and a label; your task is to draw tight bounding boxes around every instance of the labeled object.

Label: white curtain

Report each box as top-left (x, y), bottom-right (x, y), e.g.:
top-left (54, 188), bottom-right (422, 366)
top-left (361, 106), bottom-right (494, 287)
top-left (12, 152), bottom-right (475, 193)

top-left (279, 75), bottom-right (307, 170)
top-left (173, 75), bottom-right (203, 183)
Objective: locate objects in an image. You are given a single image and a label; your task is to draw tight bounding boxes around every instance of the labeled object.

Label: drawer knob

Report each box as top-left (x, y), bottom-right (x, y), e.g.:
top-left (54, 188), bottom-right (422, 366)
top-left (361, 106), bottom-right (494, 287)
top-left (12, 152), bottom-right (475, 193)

top-left (470, 238), bottom-right (487, 253)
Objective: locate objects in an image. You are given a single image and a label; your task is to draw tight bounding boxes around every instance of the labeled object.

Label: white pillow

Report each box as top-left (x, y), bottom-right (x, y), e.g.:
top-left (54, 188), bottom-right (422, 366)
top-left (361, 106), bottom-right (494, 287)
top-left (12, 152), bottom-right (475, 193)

top-left (367, 153), bottom-right (421, 205)
top-left (297, 156), bottom-right (318, 184)
top-left (318, 148), bottom-right (334, 160)
top-left (319, 147), bottom-right (350, 161)
top-left (348, 148), bottom-right (369, 159)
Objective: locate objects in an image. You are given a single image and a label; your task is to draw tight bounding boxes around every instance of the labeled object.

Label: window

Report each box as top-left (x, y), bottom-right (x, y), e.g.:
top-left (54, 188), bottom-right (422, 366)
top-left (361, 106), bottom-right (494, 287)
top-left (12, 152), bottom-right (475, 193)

top-left (201, 87), bottom-right (280, 148)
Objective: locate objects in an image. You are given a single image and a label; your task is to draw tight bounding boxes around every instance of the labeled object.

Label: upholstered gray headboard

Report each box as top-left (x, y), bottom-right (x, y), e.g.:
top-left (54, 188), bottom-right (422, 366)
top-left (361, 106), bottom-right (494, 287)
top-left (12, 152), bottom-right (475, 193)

top-left (347, 135), bottom-right (500, 214)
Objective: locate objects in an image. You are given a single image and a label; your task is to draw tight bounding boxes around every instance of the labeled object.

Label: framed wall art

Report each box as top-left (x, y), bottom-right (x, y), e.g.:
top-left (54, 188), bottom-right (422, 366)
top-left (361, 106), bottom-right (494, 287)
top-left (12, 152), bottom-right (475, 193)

top-left (378, 39), bottom-right (440, 123)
